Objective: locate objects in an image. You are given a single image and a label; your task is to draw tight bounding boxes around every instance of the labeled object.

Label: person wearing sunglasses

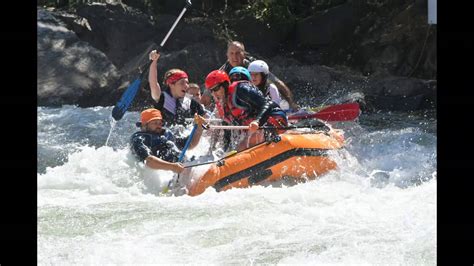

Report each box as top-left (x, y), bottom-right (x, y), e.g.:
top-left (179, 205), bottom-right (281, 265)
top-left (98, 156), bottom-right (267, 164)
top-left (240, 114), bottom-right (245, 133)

top-left (205, 68), bottom-right (288, 151)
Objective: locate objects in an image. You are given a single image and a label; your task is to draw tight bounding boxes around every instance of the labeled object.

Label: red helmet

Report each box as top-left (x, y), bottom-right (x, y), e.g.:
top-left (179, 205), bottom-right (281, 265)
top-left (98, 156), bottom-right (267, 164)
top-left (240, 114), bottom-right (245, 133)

top-left (205, 70), bottom-right (230, 90)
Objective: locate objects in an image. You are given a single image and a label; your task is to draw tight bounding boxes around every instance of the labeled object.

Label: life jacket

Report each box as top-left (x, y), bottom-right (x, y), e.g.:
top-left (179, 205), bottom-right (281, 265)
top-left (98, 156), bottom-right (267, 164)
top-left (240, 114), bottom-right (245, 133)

top-left (256, 82), bottom-right (282, 106)
top-left (154, 89), bottom-right (202, 126)
top-left (130, 129), bottom-right (181, 163)
top-left (215, 81), bottom-right (254, 126)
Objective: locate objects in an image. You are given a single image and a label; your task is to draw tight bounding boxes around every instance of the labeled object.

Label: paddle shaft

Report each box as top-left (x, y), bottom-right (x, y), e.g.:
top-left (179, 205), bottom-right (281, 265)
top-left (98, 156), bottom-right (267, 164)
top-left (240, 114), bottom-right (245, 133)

top-left (206, 125), bottom-right (326, 130)
top-left (140, 0), bottom-right (192, 75)
top-left (166, 120), bottom-right (196, 193)
top-left (161, 1), bottom-right (191, 47)
top-left (184, 160), bottom-right (215, 168)
top-left (178, 124), bottom-right (198, 162)
top-left (184, 150), bottom-right (239, 169)
top-left (185, 118), bottom-right (222, 123)
top-left (207, 125), bottom-right (250, 130)
top-left (111, 0), bottom-right (192, 121)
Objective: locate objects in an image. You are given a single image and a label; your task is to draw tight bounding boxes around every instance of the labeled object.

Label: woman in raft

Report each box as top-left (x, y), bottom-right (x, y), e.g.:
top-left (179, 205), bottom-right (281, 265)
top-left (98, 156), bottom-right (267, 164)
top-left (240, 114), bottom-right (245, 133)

top-left (205, 68), bottom-right (288, 151)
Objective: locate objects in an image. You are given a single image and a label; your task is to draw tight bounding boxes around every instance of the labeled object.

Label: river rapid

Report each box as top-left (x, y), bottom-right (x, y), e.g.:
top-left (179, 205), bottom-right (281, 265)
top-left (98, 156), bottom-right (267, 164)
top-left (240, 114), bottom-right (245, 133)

top-left (38, 105), bottom-right (436, 265)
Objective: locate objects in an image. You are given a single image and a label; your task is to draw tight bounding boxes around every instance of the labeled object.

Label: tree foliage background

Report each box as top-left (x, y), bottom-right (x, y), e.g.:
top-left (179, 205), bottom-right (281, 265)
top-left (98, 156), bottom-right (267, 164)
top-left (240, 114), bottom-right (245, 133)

top-left (37, 0), bottom-right (384, 23)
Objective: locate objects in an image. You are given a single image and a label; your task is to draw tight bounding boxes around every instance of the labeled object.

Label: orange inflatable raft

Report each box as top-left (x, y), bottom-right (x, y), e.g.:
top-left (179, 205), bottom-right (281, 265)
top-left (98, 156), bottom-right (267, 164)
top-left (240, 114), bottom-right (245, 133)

top-left (186, 127), bottom-right (344, 196)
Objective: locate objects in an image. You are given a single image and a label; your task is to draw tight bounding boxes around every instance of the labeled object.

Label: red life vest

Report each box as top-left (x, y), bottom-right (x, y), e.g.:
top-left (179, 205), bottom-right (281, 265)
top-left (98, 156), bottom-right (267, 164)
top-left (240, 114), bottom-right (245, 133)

top-left (215, 81), bottom-right (254, 125)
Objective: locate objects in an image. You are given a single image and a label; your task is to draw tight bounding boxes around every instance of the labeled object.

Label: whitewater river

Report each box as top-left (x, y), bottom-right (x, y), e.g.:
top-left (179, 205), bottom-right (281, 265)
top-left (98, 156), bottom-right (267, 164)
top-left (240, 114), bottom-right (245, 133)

top-left (38, 105), bottom-right (436, 265)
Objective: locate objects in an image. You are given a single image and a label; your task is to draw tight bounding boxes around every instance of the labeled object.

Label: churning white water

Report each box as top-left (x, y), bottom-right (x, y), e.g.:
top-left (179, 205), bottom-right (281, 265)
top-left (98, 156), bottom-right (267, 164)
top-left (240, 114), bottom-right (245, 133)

top-left (38, 105), bottom-right (436, 265)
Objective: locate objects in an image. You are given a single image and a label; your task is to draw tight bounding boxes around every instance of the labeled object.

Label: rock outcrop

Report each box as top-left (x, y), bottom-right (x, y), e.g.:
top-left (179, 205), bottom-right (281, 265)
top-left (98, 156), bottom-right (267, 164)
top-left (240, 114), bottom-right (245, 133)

top-left (37, 1), bottom-right (436, 112)
top-left (37, 7), bottom-right (120, 106)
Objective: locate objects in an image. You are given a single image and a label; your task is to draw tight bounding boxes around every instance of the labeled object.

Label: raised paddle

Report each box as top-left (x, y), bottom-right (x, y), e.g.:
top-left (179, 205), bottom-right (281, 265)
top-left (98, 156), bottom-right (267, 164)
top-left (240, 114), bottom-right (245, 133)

top-left (111, 0), bottom-right (192, 121)
top-left (288, 102), bottom-right (360, 122)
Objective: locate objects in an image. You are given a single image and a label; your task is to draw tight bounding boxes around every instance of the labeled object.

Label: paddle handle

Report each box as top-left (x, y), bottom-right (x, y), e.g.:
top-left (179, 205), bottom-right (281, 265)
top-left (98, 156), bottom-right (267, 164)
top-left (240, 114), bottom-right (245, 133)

top-left (144, 0), bottom-right (192, 73)
top-left (160, 1), bottom-right (191, 47)
top-left (111, 0), bottom-right (192, 122)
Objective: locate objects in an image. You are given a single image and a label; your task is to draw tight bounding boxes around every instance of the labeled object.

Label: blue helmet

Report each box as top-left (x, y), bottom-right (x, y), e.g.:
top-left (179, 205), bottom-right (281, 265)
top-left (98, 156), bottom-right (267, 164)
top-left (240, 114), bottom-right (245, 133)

top-left (229, 66), bottom-right (251, 81)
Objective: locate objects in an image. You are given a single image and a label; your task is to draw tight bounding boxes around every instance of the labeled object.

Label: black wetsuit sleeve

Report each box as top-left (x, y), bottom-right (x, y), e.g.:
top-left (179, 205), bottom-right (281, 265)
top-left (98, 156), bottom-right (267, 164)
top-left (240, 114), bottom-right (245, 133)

top-left (130, 133), bottom-right (152, 162)
top-left (234, 83), bottom-right (274, 126)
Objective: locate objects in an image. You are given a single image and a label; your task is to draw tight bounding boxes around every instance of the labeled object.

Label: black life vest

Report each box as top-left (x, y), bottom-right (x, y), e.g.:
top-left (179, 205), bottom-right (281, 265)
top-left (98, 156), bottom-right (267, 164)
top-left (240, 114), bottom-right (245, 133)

top-left (131, 129), bottom-right (181, 162)
top-left (215, 81), bottom-right (254, 126)
top-left (153, 89), bottom-right (203, 126)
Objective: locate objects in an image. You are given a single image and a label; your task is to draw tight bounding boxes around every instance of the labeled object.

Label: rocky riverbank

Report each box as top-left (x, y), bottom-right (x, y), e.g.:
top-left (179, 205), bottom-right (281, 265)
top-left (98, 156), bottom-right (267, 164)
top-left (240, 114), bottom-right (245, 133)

top-left (37, 1), bottom-right (436, 112)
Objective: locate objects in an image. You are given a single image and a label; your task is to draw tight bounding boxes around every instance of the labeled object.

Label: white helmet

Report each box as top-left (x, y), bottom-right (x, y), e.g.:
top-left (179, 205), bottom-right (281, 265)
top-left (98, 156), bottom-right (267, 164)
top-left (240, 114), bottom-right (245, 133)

top-left (248, 60), bottom-right (269, 75)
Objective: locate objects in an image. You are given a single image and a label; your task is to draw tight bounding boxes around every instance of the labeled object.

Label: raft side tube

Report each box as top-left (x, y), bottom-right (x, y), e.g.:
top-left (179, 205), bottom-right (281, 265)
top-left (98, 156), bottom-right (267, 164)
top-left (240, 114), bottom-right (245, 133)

top-left (187, 131), bottom-right (343, 196)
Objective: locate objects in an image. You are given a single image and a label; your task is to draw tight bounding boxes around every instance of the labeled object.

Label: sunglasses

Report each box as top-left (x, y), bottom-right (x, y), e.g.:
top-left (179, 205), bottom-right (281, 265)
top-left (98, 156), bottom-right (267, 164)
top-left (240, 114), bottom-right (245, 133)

top-left (210, 85), bottom-right (221, 93)
top-left (230, 73), bottom-right (243, 82)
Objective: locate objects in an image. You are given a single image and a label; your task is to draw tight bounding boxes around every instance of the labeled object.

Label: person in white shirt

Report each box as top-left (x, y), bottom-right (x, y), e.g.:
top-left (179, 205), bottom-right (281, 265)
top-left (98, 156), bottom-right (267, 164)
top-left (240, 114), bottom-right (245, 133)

top-left (248, 60), bottom-right (290, 110)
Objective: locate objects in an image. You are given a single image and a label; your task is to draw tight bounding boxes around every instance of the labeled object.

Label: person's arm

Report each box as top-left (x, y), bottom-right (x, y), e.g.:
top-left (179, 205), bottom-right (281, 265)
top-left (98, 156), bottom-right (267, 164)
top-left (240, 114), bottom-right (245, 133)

top-left (131, 133), bottom-right (151, 161)
top-left (234, 83), bottom-right (273, 126)
top-left (131, 133), bottom-right (183, 173)
top-left (267, 83), bottom-right (281, 104)
top-left (268, 72), bottom-right (299, 110)
top-left (145, 156), bottom-right (184, 173)
top-left (148, 50), bottom-right (162, 101)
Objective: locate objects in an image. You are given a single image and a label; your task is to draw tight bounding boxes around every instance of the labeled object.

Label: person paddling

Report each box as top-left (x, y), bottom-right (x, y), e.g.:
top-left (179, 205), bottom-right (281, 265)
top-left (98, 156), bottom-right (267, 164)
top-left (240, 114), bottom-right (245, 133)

top-left (148, 50), bottom-right (206, 127)
top-left (205, 68), bottom-right (288, 151)
top-left (130, 108), bottom-right (206, 174)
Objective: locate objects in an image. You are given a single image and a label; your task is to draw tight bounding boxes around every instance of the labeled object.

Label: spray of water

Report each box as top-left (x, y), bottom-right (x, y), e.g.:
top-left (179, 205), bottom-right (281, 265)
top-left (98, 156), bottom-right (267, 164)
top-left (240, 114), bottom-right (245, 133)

top-left (105, 117), bottom-right (117, 147)
top-left (37, 106), bottom-right (436, 264)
